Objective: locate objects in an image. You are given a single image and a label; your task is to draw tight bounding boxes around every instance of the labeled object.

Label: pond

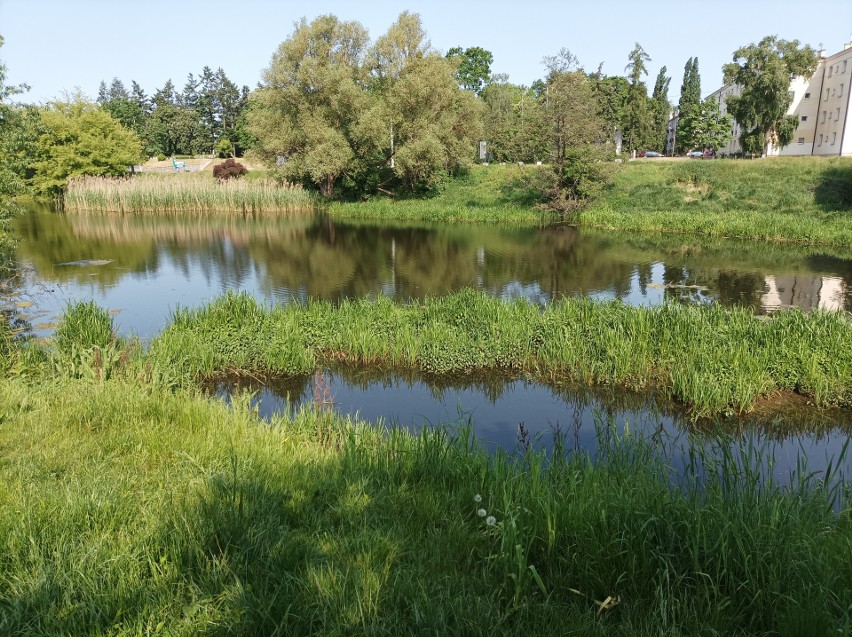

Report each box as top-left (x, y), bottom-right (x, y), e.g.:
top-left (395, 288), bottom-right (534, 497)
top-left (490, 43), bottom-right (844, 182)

top-left (4, 209), bottom-right (851, 483)
top-left (9, 209), bottom-right (852, 340)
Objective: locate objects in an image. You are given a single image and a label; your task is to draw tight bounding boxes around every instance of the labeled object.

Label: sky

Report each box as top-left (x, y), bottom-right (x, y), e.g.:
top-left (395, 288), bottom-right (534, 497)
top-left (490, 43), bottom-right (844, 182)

top-left (2, 0), bottom-right (851, 105)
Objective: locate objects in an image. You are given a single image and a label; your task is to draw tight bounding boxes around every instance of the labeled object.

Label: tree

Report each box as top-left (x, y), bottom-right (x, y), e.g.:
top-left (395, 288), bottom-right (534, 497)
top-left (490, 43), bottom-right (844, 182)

top-left (249, 15), bottom-right (370, 196)
top-left (446, 46), bottom-right (493, 94)
top-left (678, 98), bottom-right (732, 153)
top-left (675, 57), bottom-right (701, 152)
top-left (723, 36), bottom-right (817, 156)
top-left (622, 43), bottom-right (653, 153)
top-left (31, 94), bottom-right (143, 197)
top-left (535, 51), bottom-right (611, 213)
top-left (481, 80), bottom-right (548, 162)
top-left (650, 67), bottom-right (671, 152)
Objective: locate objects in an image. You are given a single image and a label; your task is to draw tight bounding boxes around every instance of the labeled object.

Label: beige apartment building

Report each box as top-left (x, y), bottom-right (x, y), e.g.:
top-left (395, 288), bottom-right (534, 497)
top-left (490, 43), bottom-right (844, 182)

top-left (666, 37), bottom-right (852, 156)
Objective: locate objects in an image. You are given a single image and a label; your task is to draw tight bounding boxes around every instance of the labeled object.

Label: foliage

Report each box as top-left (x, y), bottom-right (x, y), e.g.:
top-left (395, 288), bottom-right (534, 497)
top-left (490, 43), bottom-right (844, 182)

top-left (723, 36), bottom-right (817, 156)
top-left (533, 53), bottom-right (612, 213)
top-left (212, 158), bottom-right (247, 181)
top-left (248, 15), bottom-right (370, 197)
top-left (480, 80), bottom-right (548, 163)
top-left (215, 137), bottom-right (233, 158)
top-left (447, 45), bottom-right (493, 94)
top-left (675, 57), bottom-right (701, 153)
top-left (678, 98), bottom-right (732, 153)
top-left (649, 66), bottom-right (671, 152)
top-left (249, 12), bottom-right (481, 199)
top-left (30, 95), bottom-right (143, 198)
top-left (622, 42), bottom-right (653, 153)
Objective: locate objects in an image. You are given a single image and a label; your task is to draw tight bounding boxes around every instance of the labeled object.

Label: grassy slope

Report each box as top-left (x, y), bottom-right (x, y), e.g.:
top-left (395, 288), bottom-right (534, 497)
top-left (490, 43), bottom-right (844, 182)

top-left (583, 157), bottom-right (852, 245)
top-left (1, 376), bottom-right (849, 635)
top-left (329, 158), bottom-right (852, 245)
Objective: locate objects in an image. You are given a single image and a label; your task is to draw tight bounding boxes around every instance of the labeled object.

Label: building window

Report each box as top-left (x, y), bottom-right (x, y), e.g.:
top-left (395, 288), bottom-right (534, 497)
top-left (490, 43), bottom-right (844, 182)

top-left (797, 137), bottom-right (805, 144)
top-left (819, 134), bottom-right (823, 146)
top-left (832, 132), bottom-right (837, 145)
top-left (844, 60), bottom-right (848, 73)
top-left (801, 115), bottom-right (808, 122)
top-left (825, 88), bottom-right (831, 100)
top-left (805, 92), bottom-right (811, 98)
top-left (822, 110), bottom-right (827, 123)
top-left (840, 84), bottom-right (844, 97)
top-left (837, 107), bottom-right (841, 120)
top-left (829, 66), bottom-right (833, 78)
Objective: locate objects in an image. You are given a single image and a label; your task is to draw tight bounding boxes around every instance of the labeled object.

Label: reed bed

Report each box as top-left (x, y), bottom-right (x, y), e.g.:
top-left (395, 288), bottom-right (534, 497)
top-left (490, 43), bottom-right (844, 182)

top-left (0, 374), bottom-right (849, 635)
top-left (64, 174), bottom-right (317, 215)
top-left (146, 290), bottom-right (852, 418)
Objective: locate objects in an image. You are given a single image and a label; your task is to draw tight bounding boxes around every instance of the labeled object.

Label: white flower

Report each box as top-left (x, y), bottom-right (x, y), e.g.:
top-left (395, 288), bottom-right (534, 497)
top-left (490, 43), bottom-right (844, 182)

top-left (486, 516), bottom-right (496, 526)
top-left (477, 508), bottom-right (487, 517)
top-left (474, 494), bottom-right (482, 503)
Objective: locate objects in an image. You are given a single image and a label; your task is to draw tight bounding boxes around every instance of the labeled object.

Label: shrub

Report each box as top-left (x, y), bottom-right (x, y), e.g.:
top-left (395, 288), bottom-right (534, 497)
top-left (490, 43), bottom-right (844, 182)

top-left (216, 138), bottom-right (234, 158)
top-left (157, 153), bottom-right (166, 162)
top-left (213, 158), bottom-right (247, 182)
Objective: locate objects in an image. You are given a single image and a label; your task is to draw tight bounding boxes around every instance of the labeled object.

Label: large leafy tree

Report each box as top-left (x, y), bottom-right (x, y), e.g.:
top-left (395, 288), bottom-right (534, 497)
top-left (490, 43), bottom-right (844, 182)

top-left (675, 57), bottom-right (701, 152)
top-left (31, 95), bottom-right (143, 197)
top-left (622, 43), bottom-right (653, 153)
top-left (723, 36), bottom-right (817, 156)
top-left (679, 98), bottom-right (732, 153)
top-left (480, 79), bottom-right (547, 162)
top-left (446, 46), bottom-right (493, 95)
top-left (249, 15), bottom-right (369, 197)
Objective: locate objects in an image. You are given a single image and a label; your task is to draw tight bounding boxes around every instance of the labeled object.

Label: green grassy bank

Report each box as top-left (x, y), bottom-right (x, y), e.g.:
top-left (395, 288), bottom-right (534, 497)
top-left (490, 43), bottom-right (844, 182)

top-left (61, 157), bottom-right (852, 246)
top-left (582, 157), bottom-right (852, 246)
top-left (140, 290), bottom-right (852, 418)
top-left (1, 374), bottom-right (849, 635)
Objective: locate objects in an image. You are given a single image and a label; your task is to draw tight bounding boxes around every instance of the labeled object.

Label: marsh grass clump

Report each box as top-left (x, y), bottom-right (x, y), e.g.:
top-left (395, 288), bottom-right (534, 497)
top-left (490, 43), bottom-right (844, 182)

top-left (145, 290), bottom-right (852, 418)
top-left (64, 174), bottom-right (316, 215)
top-left (53, 300), bottom-right (115, 355)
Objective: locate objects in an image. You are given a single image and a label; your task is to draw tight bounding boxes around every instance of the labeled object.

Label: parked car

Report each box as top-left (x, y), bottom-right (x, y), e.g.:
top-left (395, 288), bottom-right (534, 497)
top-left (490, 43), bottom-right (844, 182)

top-left (643, 151), bottom-right (663, 158)
top-left (687, 150), bottom-right (703, 158)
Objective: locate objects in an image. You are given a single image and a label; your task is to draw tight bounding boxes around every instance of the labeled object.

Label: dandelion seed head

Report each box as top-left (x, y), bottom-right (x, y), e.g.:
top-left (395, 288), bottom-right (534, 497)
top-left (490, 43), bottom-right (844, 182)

top-left (474, 494), bottom-right (482, 503)
top-left (486, 516), bottom-right (496, 526)
top-left (477, 508), bottom-right (487, 517)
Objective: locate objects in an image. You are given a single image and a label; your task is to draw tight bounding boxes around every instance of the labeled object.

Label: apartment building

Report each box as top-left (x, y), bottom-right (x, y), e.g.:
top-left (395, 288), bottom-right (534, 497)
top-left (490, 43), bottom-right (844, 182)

top-left (666, 37), bottom-right (852, 156)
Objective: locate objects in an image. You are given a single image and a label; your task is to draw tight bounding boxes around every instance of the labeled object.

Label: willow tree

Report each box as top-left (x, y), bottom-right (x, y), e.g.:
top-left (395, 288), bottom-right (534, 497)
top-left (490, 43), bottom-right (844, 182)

top-left (248, 15), bottom-right (370, 196)
top-left (723, 36), bottom-right (817, 157)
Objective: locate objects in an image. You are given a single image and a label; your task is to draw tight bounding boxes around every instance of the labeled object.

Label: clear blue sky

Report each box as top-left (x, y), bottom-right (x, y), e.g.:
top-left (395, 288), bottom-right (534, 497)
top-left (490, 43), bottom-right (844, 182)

top-left (2, 0), bottom-right (851, 104)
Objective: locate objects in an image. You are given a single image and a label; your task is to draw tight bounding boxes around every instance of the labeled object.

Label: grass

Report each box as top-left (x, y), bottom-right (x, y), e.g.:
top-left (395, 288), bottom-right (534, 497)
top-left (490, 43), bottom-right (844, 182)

top-left (141, 290), bottom-right (852, 418)
top-left (0, 373), bottom-right (849, 635)
top-left (329, 164), bottom-right (546, 224)
top-left (584, 156), bottom-right (852, 246)
top-left (64, 173), bottom-right (316, 215)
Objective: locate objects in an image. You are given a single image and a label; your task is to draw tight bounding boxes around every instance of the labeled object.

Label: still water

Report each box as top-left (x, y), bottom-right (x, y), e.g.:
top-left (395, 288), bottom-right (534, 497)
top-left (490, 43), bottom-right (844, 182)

top-left (10, 209), bottom-right (852, 340)
top-left (215, 369), bottom-right (851, 487)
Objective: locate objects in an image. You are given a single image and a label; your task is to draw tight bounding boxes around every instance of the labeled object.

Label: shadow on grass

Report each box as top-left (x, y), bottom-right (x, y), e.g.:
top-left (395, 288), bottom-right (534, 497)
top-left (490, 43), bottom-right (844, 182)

top-left (814, 164), bottom-right (852, 211)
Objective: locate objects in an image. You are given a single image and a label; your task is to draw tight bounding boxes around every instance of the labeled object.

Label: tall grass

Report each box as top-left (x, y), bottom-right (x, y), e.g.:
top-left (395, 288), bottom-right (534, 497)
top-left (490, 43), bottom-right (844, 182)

top-left (0, 375), bottom-right (849, 635)
top-left (146, 290), bottom-right (852, 418)
top-left (64, 174), bottom-right (317, 215)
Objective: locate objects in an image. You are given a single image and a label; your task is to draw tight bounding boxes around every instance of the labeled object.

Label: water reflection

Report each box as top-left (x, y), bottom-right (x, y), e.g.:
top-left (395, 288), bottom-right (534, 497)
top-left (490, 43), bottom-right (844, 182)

top-left (215, 369), bottom-right (852, 487)
top-left (12, 209), bottom-right (852, 338)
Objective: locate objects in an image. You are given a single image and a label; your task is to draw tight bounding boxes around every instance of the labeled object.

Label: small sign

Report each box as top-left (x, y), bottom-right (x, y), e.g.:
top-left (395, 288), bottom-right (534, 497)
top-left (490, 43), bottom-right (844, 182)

top-left (479, 141), bottom-right (487, 160)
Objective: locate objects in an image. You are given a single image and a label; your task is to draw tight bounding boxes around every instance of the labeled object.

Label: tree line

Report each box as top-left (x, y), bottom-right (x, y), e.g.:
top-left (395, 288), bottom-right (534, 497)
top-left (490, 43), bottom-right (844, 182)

top-left (0, 16), bottom-right (818, 204)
